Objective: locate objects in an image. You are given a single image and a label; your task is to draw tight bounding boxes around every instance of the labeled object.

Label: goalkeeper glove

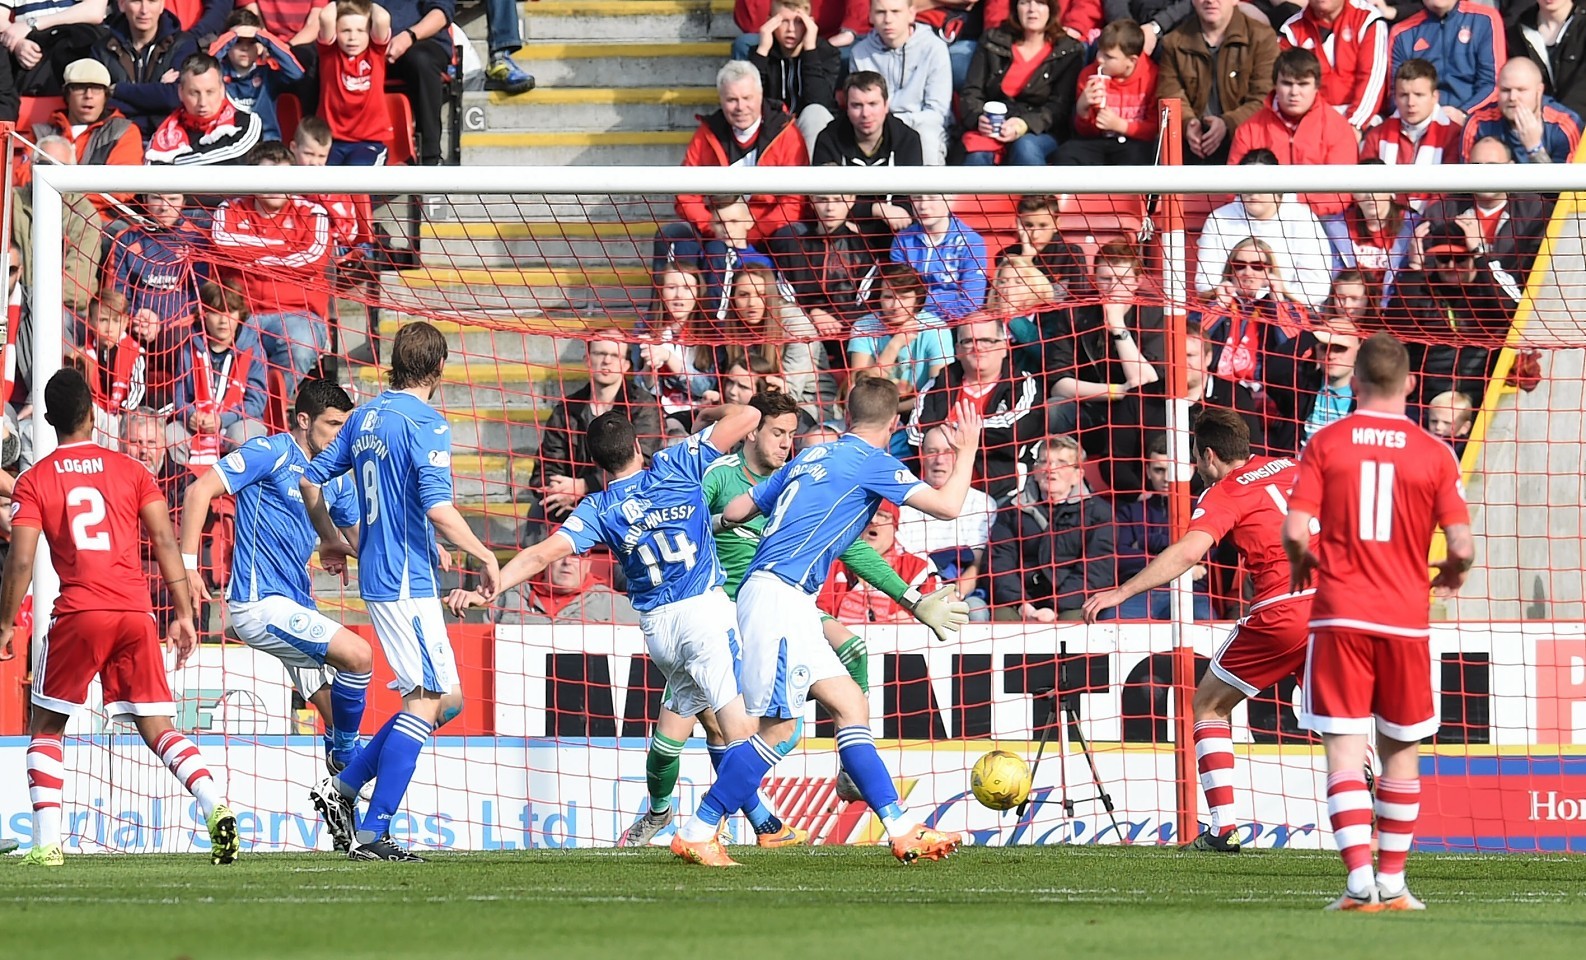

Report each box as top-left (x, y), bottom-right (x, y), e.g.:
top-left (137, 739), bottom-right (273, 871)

top-left (902, 585), bottom-right (970, 642)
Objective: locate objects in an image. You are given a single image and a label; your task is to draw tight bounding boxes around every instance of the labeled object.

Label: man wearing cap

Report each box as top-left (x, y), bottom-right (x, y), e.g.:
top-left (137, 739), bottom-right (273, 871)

top-left (1384, 218), bottom-right (1520, 413)
top-left (92, 0), bottom-right (199, 136)
top-left (1422, 135), bottom-right (1551, 279)
top-left (1296, 314), bottom-right (1361, 447)
top-left (27, 59), bottom-right (143, 217)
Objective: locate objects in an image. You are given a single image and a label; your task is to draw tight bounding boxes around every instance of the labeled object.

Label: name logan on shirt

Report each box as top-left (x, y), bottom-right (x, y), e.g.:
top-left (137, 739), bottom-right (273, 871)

top-left (55, 457), bottom-right (105, 474)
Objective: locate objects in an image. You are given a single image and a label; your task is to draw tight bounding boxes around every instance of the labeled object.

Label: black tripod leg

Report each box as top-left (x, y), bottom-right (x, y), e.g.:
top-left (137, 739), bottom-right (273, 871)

top-left (1015, 691), bottom-right (1059, 819)
top-left (1066, 701), bottom-right (1123, 838)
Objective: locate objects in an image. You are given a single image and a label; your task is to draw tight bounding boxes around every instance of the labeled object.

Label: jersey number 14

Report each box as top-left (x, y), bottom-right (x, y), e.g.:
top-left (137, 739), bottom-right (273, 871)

top-left (636, 532), bottom-right (698, 586)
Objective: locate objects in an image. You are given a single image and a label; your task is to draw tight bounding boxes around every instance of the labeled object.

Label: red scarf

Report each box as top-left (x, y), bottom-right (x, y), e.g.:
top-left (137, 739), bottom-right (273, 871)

top-left (1209, 304), bottom-right (1260, 384)
top-left (83, 335), bottom-right (141, 412)
top-left (188, 340), bottom-right (250, 467)
top-left (147, 100), bottom-right (240, 160)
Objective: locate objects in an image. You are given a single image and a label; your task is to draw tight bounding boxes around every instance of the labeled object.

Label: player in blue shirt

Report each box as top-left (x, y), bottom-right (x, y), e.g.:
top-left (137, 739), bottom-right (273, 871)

top-left (178, 380), bottom-right (372, 800)
top-left (300, 322), bottom-right (502, 862)
top-left (672, 377), bottom-right (982, 866)
top-left (447, 404), bottom-right (818, 842)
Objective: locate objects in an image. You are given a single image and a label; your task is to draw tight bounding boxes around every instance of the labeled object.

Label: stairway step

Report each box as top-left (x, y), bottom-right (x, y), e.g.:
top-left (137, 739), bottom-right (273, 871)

top-left (471, 86), bottom-right (716, 133)
top-left (519, 0), bottom-right (737, 42)
top-left (422, 217), bottom-right (659, 269)
top-left (495, 41), bottom-right (730, 88)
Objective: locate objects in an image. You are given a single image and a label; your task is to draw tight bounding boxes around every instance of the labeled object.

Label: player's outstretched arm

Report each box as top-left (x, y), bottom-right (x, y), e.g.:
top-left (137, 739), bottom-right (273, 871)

top-left (837, 539), bottom-right (969, 641)
top-left (1282, 508), bottom-right (1321, 593)
top-left (721, 491), bottom-right (763, 528)
top-left (0, 524), bottom-right (40, 660)
top-left (179, 469), bottom-right (230, 603)
top-left (1083, 530), bottom-right (1215, 624)
top-left (693, 402), bottom-right (761, 452)
top-left (1433, 523), bottom-right (1476, 593)
top-left (447, 533), bottom-right (574, 616)
top-left (141, 499), bottom-right (199, 668)
top-left (903, 399), bottom-right (984, 521)
top-left (428, 503), bottom-right (503, 599)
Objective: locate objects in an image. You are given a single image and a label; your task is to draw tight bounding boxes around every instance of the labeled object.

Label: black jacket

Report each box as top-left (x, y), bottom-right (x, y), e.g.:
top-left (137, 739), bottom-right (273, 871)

top-left (1506, 0), bottom-right (1586, 121)
top-left (768, 220), bottom-right (879, 323)
top-left (96, 11), bottom-right (200, 134)
top-left (748, 38), bottom-right (842, 115)
top-left (906, 356), bottom-right (1044, 504)
top-left (535, 379), bottom-right (663, 493)
top-left (958, 25), bottom-right (1084, 137)
top-left (1420, 193), bottom-right (1552, 280)
top-left (989, 484), bottom-right (1115, 613)
top-left (811, 114), bottom-right (923, 249)
top-left (1100, 375), bottom-right (1273, 492)
top-left (1383, 260), bottom-right (1520, 408)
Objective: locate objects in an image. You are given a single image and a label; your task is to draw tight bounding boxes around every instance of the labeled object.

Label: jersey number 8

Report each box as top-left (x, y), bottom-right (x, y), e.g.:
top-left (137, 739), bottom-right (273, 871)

top-left (362, 460), bottom-right (381, 525)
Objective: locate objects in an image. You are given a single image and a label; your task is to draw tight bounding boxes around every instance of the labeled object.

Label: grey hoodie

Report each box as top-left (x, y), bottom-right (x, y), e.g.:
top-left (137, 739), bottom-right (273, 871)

top-left (850, 24), bottom-right (954, 132)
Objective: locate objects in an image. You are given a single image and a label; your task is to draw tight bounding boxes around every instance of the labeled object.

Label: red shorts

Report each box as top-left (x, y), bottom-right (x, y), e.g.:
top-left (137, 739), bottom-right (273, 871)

top-left (1300, 628), bottom-right (1437, 741)
top-left (1208, 594), bottom-right (1311, 697)
top-left (32, 610), bottom-right (174, 721)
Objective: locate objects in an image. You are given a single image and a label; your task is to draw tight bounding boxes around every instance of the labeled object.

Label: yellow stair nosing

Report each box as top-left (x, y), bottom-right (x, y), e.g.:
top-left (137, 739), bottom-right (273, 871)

top-left (487, 85), bottom-right (718, 106)
top-left (353, 363), bottom-right (572, 384)
top-left (422, 220), bottom-right (661, 241)
top-left (376, 314), bottom-right (640, 335)
top-left (460, 130), bottom-right (693, 148)
top-left (513, 41), bottom-right (730, 61)
top-left (526, 0), bottom-right (734, 16)
top-left (397, 266), bottom-right (650, 288)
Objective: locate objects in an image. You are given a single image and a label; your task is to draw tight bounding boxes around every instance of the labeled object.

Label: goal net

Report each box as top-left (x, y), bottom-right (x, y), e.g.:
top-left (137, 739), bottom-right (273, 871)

top-left (4, 156), bottom-right (1584, 855)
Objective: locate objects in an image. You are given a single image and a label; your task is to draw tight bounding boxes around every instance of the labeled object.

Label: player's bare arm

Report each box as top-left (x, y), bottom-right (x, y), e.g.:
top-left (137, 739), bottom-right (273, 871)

top-left (0, 522), bottom-right (40, 660)
top-left (446, 532), bottom-right (573, 616)
top-left (1083, 530), bottom-right (1217, 624)
top-left (1433, 523), bottom-right (1476, 593)
top-left (428, 504), bottom-right (502, 600)
top-left (179, 468), bottom-right (232, 603)
top-left (721, 490), bottom-right (762, 528)
top-left (903, 399), bottom-right (984, 520)
top-left (141, 498), bottom-right (198, 668)
top-left (692, 402), bottom-right (761, 452)
top-left (1282, 507), bottom-right (1321, 593)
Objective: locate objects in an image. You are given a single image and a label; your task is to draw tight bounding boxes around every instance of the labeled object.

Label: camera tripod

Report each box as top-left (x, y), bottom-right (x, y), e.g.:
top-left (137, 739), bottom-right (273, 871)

top-left (1016, 648), bottom-right (1122, 840)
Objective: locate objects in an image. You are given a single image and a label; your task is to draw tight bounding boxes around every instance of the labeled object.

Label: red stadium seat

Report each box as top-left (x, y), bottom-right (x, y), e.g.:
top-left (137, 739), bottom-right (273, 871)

top-left (17, 96), bottom-right (65, 132)
top-left (950, 194), bottom-right (1019, 244)
top-left (383, 93), bottom-right (417, 166)
top-left (276, 93), bottom-right (303, 147)
top-left (264, 368), bottom-right (289, 435)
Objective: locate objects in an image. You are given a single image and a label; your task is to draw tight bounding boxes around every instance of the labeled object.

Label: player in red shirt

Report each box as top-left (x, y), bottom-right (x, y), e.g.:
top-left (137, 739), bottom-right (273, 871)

top-left (0, 369), bottom-right (240, 867)
top-left (318, 0), bottom-right (395, 166)
top-left (1284, 332), bottom-right (1474, 912)
top-left (1084, 408), bottom-right (1317, 854)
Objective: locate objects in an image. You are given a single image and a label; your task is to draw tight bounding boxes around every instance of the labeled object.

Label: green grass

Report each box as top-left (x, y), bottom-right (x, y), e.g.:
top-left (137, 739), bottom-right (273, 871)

top-left (2, 847), bottom-right (1583, 960)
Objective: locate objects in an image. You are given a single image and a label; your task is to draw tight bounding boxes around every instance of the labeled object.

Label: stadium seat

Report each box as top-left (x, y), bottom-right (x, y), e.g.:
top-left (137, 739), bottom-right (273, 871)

top-left (276, 93), bottom-right (303, 146)
top-left (382, 41), bottom-right (464, 165)
top-left (383, 93), bottom-right (417, 166)
top-left (17, 95), bottom-right (65, 132)
top-left (264, 368), bottom-right (289, 435)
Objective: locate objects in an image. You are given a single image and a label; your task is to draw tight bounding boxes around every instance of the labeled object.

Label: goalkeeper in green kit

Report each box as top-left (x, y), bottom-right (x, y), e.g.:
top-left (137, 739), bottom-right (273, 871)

top-left (619, 391), bottom-right (970, 848)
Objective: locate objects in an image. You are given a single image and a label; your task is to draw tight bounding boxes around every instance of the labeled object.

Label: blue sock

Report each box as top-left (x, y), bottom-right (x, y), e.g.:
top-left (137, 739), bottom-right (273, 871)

top-left (334, 712), bottom-right (396, 797)
top-left (330, 671), bottom-right (371, 758)
top-left (357, 712), bottom-right (432, 843)
top-left (836, 725), bottom-right (905, 823)
top-left (711, 742), bottom-right (782, 834)
top-left (685, 737), bottom-right (780, 840)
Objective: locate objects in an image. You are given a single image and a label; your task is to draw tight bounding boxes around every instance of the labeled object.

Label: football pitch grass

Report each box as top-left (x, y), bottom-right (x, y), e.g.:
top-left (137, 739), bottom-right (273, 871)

top-left (2, 846), bottom-right (1582, 960)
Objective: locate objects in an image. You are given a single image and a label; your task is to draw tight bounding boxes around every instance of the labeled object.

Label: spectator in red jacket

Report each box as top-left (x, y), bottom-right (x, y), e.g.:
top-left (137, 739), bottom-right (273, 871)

top-left (208, 141), bottom-right (331, 392)
top-left (1278, 0), bottom-right (1390, 131)
top-left (19, 59), bottom-right (144, 220)
top-left (657, 61), bottom-right (807, 283)
top-left (1361, 58), bottom-right (1462, 168)
top-left (817, 499), bottom-right (941, 624)
top-left (1055, 18), bottom-right (1160, 165)
top-left (1229, 47), bottom-right (1359, 256)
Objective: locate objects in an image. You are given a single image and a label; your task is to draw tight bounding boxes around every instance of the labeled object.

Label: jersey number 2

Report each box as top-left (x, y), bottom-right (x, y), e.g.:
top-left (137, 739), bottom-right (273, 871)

top-left (66, 487), bottom-right (110, 552)
top-left (1358, 460), bottom-right (1395, 543)
top-left (636, 532), bottom-right (698, 586)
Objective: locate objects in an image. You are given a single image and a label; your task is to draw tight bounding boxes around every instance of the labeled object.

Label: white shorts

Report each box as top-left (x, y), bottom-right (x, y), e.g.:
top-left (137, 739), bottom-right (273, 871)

top-left (639, 588), bottom-right (741, 718)
top-left (229, 596), bottom-right (343, 700)
top-left (737, 571), bottom-right (847, 719)
top-left (366, 597), bottom-right (457, 696)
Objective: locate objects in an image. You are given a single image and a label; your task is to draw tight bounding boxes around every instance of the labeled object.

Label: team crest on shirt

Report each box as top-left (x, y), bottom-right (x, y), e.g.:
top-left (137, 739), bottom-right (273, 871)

top-left (223, 451), bottom-right (246, 472)
top-left (1191, 507), bottom-right (1205, 520)
top-left (894, 469), bottom-right (914, 484)
top-left (1341, 26), bottom-right (1352, 42)
top-left (310, 624), bottom-right (326, 640)
top-left (1458, 27), bottom-right (1471, 43)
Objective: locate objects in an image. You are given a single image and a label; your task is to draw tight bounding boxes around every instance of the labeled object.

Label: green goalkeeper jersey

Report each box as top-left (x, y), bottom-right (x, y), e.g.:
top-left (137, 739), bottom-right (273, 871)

top-left (702, 453), bottom-right (912, 603)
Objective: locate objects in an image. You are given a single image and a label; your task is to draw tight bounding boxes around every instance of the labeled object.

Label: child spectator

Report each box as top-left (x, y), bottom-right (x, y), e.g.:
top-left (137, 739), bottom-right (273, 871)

top-left (1426, 388), bottom-right (1474, 451)
top-left (1297, 314), bottom-right (1361, 446)
top-left (171, 281), bottom-right (269, 467)
top-left (848, 262), bottom-right (952, 448)
top-left (1229, 48), bottom-right (1359, 225)
top-left (817, 501), bottom-right (942, 625)
top-left (1337, 162), bottom-right (1418, 304)
top-left (850, 0), bottom-right (954, 164)
top-left (210, 8), bottom-right (305, 142)
top-left (1056, 19), bottom-right (1160, 166)
top-left (291, 116), bottom-right (380, 356)
top-left (889, 193), bottom-right (988, 320)
top-left (78, 288), bottom-right (146, 447)
top-left (1011, 194), bottom-right (1086, 293)
top-left (956, 0), bottom-right (1085, 167)
top-left (637, 262), bottom-right (717, 416)
top-left (317, 0), bottom-right (395, 165)
top-left (747, 0), bottom-right (842, 155)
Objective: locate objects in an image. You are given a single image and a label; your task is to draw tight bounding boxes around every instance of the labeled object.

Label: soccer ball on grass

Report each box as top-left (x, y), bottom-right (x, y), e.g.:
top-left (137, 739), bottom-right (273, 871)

top-left (970, 750), bottom-right (1032, 811)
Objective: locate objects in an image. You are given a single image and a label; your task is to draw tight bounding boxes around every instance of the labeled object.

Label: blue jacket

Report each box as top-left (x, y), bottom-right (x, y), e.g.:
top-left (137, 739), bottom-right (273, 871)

top-left (107, 221), bottom-right (210, 325)
top-left (212, 29), bottom-right (305, 142)
top-left (174, 340), bottom-right (269, 429)
top-left (889, 217), bottom-right (988, 320)
top-left (1460, 97), bottom-right (1583, 163)
top-left (1112, 495), bottom-right (1173, 581)
top-left (96, 11), bottom-right (200, 135)
top-left (1389, 1), bottom-right (1505, 112)
top-left (386, 0), bottom-right (456, 55)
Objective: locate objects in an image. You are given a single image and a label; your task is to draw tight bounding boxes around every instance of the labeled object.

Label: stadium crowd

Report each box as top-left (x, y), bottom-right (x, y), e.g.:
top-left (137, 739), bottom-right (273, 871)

top-left (0, 0), bottom-right (1562, 627)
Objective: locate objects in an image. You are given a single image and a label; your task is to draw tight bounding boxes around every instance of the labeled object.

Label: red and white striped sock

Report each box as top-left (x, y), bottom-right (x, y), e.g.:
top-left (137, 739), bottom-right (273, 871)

top-left (1374, 776), bottom-right (1420, 892)
top-left (1327, 771), bottom-right (1376, 894)
top-left (1193, 720), bottom-right (1237, 836)
top-left (154, 730), bottom-right (221, 820)
top-left (27, 735), bottom-right (65, 848)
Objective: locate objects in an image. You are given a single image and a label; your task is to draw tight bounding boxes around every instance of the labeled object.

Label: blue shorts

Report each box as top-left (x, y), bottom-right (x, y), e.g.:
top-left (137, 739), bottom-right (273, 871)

top-left (329, 140), bottom-right (388, 166)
